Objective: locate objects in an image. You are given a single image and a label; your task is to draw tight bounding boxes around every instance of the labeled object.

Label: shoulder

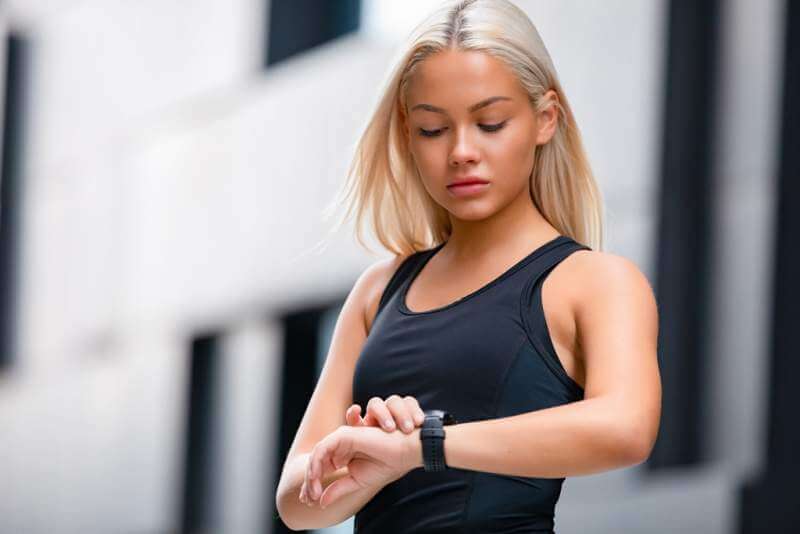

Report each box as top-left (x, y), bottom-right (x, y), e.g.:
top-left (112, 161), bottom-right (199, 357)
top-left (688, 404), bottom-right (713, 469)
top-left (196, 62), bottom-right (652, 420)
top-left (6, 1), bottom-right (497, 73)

top-left (556, 249), bottom-right (659, 329)
top-left (563, 249), bottom-right (653, 289)
top-left (357, 253), bottom-right (413, 334)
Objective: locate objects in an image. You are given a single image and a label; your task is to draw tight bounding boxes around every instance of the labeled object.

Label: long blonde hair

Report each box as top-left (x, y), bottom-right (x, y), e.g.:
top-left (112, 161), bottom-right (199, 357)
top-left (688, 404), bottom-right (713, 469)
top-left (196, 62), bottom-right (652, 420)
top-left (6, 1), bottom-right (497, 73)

top-left (323, 0), bottom-right (604, 257)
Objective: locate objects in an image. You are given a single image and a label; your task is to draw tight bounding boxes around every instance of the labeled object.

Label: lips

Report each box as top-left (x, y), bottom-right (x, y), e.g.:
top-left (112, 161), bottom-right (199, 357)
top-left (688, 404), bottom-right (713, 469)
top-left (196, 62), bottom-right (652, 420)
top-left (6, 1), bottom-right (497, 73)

top-left (447, 177), bottom-right (489, 187)
top-left (446, 180), bottom-right (491, 198)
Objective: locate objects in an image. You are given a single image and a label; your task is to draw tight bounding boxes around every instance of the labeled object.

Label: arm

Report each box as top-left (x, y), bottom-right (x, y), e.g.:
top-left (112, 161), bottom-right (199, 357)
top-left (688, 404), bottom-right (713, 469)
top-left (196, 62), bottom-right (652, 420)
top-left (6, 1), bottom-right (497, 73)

top-left (276, 452), bottom-right (384, 530)
top-left (275, 255), bottom-right (407, 530)
top-left (403, 252), bottom-right (662, 477)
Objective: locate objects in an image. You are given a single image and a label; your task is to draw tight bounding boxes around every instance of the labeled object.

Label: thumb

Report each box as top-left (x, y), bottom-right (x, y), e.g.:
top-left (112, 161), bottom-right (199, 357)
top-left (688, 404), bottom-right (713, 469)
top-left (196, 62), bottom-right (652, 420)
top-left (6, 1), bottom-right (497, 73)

top-left (319, 475), bottom-right (363, 510)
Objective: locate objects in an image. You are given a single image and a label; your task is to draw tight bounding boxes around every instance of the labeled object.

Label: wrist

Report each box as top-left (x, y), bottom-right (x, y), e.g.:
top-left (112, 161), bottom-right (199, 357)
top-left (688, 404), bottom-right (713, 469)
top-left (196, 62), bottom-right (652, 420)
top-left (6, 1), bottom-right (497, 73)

top-left (403, 428), bottom-right (423, 471)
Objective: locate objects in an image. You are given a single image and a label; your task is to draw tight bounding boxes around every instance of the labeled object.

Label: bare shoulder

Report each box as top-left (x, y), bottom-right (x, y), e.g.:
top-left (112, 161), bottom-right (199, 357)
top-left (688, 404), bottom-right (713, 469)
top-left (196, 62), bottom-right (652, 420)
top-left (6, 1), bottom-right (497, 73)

top-left (358, 253), bottom-right (411, 335)
top-left (570, 249), bottom-right (654, 294)
top-left (556, 249), bottom-right (659, 334)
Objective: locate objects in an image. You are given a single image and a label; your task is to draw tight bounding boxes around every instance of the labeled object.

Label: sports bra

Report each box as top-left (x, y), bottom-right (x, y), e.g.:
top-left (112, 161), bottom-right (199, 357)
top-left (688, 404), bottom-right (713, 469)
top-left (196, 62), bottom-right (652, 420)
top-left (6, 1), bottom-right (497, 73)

top-left (351, 234), bottom-right (592, 533)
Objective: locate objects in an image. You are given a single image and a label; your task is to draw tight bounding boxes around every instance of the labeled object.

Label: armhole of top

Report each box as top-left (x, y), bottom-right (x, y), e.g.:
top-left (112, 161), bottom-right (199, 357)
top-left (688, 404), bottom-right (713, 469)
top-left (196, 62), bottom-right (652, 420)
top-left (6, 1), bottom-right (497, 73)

top-left (374, 252), bottom-right (422, 320)
top-left (520, 243), bottom-right (592, 399)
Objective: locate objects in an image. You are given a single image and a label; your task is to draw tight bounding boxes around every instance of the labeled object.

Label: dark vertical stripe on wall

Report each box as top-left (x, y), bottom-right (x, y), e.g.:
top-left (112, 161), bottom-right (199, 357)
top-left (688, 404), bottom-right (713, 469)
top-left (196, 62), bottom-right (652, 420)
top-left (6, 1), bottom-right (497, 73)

top-left (648, 0), bottom-right (720, 469)
top-left (182, 334), bottom-right (222, 534)
top-left (265, 0), bottom-right (361, 66)
top-left (739, 1), bottom-right (800, 531)
top-left (270, 307), bottom-right (326, 533)
top-left (0, 33), bottom-right (29, 370)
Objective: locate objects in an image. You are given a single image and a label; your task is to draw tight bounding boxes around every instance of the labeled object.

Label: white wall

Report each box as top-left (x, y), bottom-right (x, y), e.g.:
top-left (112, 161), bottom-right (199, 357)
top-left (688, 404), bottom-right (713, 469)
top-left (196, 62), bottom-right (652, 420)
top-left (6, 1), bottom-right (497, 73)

top-left (1, 1), bottom-right (267, 532)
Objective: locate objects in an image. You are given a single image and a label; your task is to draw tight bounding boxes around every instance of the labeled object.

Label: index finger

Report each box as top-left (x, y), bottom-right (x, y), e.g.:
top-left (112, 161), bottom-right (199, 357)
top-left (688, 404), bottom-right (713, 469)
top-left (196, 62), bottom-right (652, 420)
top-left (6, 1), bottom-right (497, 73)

top-left (404, 396), bottom-right (425, 425)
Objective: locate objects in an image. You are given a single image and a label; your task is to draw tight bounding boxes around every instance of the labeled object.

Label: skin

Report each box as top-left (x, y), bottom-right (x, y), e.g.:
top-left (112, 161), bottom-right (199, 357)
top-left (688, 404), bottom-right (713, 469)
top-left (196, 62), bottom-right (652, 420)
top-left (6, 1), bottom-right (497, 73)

top-left (285, 49), bottom-right (661, 521)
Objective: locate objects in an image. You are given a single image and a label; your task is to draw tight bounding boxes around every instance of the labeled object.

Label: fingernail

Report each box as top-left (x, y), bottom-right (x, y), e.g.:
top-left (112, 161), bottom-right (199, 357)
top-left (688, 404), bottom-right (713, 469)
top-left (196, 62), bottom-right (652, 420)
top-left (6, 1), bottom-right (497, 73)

top-left (403, 420), bottom-right (412, 431)
top-left (384, 419), bottom-right (395, 429)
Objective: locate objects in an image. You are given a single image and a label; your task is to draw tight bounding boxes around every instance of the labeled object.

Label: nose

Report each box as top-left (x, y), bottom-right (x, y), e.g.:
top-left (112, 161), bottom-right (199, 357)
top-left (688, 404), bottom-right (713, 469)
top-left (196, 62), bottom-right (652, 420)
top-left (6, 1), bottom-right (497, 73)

top-left (448, 126), bottom-right (481, 167)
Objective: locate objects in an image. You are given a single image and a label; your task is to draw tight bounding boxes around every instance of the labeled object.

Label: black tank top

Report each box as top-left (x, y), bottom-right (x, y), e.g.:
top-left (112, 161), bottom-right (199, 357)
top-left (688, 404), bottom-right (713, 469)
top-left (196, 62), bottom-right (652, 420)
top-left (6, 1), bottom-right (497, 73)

top-left (352, 234), bottom-right (592, 533)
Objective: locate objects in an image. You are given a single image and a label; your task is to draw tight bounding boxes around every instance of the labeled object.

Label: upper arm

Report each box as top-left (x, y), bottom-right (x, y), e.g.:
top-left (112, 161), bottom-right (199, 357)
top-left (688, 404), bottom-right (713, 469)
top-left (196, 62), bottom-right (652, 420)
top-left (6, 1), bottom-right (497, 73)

top-left (281, 254), bottom-right (407, 467)
top-left (571, 251), bottom-right (662, 460)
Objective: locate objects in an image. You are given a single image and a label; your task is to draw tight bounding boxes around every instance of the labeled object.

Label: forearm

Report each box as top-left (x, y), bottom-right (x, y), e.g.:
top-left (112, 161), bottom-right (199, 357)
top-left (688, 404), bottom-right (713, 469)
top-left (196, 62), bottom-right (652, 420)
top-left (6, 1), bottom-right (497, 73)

top-left (276, 452), bottom-right (384, 530)
top-left (408, 397), bottom-right (650, 478)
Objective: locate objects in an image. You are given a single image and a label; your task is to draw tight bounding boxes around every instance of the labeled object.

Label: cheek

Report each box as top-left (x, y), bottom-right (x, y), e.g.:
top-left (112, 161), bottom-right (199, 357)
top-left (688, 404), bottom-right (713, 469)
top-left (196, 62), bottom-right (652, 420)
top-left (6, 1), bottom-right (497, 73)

top-left (486, 132), bottom-right (536, 182)
top-left (501, 121), bottom-right (536, 155)
top-left (409, 142), bottom-right (447, 181)
top-left (407, 145), bottom-right (442, 199)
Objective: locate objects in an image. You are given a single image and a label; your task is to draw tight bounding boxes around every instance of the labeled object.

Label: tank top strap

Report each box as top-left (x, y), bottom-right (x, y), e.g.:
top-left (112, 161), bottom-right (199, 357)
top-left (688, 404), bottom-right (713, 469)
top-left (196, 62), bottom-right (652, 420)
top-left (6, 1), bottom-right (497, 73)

top-left (520, 237), bottom-right (593, 398)
top-left (375, 245), bottom-right (442, 318)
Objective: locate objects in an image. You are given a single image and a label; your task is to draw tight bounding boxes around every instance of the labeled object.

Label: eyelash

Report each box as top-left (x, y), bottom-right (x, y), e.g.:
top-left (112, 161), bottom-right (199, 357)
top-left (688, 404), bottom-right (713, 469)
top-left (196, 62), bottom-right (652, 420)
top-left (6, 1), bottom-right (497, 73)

top-left (418, 121), bottom-right (508, 138)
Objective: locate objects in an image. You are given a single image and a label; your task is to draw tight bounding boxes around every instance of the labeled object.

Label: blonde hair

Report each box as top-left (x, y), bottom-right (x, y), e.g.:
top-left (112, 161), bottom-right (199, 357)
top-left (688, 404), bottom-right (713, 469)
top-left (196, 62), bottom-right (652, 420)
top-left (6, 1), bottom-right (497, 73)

top-left (323, 0), bottom-right (604, 257)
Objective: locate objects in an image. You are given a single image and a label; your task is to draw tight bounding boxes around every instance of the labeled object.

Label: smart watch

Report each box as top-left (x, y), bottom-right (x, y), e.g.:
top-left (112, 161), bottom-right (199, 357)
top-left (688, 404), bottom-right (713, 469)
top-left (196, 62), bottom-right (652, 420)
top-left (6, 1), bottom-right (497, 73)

top-left (420, 409), bottom-right (457, 472)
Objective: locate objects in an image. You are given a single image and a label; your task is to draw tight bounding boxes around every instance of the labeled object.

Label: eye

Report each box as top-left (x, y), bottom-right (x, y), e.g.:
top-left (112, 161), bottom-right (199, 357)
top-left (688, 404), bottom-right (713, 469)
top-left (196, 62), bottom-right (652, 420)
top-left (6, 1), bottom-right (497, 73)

top-left (418, 127), bottom-right (444, 138)
top-left (479, 121), bottom-right (507, 132)
top-left (417, 120), bottom-right (508, 138)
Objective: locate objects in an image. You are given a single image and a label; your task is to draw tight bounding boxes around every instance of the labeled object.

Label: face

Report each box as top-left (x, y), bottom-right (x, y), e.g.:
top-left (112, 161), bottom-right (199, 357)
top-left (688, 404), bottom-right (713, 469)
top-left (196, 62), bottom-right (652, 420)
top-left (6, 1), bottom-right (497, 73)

top-left (402, 49), bottom-right (558, 221)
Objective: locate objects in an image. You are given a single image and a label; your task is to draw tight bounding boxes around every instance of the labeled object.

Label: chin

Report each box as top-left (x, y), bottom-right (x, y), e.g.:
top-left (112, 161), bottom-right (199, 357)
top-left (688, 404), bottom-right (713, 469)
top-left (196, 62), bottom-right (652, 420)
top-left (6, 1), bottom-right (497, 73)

top-left (445, 203), bottom-right (498, 222)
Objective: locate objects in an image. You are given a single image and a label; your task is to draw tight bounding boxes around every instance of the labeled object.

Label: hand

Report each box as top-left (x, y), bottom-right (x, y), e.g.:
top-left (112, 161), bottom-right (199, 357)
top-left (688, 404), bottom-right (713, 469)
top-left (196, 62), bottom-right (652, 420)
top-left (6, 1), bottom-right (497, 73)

top-left (346, 395), bottom-right (426, 433)
top-left (298, 395), bottom-right (426, 507)
top-left (298, 425), bottom-right (421, 510)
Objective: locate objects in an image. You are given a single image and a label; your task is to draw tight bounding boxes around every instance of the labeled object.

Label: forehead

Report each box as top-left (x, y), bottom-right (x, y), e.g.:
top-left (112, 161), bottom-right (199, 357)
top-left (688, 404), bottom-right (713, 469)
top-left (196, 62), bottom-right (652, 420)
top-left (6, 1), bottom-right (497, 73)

top-left (406, 49), bottom-right (524, 109)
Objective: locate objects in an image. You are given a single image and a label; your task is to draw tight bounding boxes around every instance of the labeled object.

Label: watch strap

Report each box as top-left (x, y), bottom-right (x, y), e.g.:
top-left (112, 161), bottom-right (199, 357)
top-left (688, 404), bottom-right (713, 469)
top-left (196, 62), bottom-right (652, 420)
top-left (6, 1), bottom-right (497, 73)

top-left (420, 410), bottom-right (454, 472)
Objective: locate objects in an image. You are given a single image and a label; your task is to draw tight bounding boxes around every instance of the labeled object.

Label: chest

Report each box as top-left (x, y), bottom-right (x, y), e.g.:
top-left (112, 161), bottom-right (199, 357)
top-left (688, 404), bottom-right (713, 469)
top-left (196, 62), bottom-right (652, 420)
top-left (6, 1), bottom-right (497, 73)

top-left (404, 262), bottom-right (584, 390)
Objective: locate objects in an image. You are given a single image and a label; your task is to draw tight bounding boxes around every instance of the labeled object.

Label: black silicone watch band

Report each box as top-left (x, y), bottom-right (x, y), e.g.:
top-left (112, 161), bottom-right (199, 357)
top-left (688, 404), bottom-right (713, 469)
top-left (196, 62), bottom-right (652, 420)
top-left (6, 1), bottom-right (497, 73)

top-left (421, 410), bottom-right (454, 472)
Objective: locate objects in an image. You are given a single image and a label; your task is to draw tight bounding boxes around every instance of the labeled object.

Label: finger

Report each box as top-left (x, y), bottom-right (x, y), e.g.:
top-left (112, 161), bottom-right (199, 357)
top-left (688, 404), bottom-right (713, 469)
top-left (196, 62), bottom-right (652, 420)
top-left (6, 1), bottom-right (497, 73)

top-left (387, 395), bottom-right (414, 433)
top-left (303, 453), bottom-right (312, 503)
top-left (299, 480), bottom-right (311, 506)
top-left (309, 445), bottom-right (322, 501)
top-left (362, 411), bottom-right (381, 428)
top-left (331, 440), bottom-right (351, 471)
top-left (319, 475), bottom-right (363, 510)
top-left (310, 439), bottom-right (336, 501)
top-left (345, 404), bottom-right (357, 425)
top-left (404, 396), bottom-right (426, 426)
top-left (302, 475), bottom-right (313, 506)
top-left (308, 443), bottom-right (328, 502)
top-left (314, 476), bottom-right (323, 503)
top-left (367, 397), bottom-right (396, 431)
top-left (346, 404), bottom-right (364, 427)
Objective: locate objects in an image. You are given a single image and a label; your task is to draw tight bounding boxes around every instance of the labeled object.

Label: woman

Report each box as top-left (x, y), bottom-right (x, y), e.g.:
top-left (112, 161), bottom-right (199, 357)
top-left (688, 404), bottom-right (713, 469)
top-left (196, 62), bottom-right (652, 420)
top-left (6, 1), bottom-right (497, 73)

top-left (275, 0), bottom-right (661, 532)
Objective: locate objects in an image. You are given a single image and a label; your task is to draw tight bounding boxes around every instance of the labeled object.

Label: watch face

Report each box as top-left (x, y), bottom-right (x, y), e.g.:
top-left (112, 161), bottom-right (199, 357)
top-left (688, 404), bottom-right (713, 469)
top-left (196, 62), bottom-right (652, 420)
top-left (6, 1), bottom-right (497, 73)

top-left (425, 409), bottom-right (457, 425)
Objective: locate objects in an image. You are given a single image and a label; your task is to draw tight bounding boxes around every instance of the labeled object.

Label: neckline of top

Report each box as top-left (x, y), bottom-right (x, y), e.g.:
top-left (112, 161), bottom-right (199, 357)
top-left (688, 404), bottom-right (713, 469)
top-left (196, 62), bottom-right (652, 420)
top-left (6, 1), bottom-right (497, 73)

top-left (398, 234), bottom-right (570, 316)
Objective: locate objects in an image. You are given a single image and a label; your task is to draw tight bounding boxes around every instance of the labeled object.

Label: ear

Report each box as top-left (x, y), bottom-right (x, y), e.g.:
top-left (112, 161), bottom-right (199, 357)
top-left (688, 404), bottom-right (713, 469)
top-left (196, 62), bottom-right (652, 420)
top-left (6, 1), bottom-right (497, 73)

top-left (534, 90), bottom-right (560, 145)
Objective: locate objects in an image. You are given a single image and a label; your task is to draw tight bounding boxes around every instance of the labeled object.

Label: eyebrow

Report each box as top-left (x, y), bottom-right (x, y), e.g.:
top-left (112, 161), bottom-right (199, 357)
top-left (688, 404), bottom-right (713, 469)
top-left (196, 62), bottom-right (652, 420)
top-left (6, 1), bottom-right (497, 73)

top-left (410, 95), bottom-right (512, 114)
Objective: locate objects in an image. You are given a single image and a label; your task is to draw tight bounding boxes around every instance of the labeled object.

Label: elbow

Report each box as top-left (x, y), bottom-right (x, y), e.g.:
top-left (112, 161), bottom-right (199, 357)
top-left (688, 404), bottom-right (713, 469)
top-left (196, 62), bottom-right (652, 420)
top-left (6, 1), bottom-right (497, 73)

top-left (275, 486), bottom-right (303, 532)
top-left (618, 424), bottom-right (656, 466)
top-left (623, 437), bottom-right (651, 466)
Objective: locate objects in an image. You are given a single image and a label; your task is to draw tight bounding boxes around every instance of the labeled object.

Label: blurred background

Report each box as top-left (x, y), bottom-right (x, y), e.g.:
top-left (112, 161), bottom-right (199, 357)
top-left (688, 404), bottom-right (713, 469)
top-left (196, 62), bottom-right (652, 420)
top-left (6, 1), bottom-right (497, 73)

top-left (0, 0), bottom-right (796, 533)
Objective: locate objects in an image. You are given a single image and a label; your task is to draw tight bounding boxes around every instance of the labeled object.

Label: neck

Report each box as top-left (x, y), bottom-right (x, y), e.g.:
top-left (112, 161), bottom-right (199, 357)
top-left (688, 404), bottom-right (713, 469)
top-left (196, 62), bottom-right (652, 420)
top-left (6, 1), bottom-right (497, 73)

top-left (442, 190), bottom-right (560, 262)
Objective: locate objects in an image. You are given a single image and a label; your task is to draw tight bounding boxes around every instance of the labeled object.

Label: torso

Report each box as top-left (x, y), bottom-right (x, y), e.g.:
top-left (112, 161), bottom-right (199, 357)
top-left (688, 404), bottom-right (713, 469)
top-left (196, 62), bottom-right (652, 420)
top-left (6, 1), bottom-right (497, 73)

top-left (352, 234), bottom-right (592, 533)
top-left (367, 242), bottom-right (589, 391)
